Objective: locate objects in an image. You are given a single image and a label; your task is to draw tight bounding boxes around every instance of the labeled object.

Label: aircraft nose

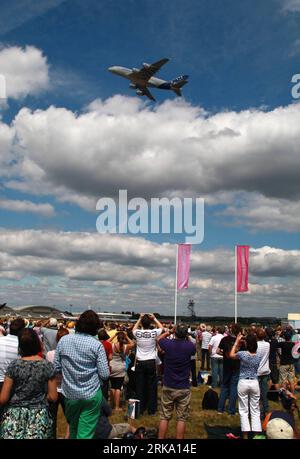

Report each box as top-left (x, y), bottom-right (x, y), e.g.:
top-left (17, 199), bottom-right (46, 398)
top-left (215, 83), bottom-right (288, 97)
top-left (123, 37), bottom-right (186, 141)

top-left (108, 66), bottom-right (116, 73)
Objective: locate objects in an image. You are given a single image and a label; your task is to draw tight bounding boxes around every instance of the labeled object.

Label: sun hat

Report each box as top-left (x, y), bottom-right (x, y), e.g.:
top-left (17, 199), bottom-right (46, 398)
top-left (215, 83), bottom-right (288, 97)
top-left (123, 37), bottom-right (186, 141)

top-left (266, 418), bottom-right (294, 439)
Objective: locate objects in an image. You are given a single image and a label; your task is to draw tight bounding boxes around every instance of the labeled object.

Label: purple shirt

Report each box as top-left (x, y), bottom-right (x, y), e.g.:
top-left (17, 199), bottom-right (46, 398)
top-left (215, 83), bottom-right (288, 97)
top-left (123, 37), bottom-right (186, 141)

top-left (159, 338), bottom-right (195, 389)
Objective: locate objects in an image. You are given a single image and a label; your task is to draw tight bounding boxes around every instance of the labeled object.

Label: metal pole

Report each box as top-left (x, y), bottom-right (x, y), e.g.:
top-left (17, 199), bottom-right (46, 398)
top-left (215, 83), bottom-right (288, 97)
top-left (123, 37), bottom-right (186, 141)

top-left (235, 245), bottom-right (237, 324)
top-left (174, 244), bottom-right (179, 325)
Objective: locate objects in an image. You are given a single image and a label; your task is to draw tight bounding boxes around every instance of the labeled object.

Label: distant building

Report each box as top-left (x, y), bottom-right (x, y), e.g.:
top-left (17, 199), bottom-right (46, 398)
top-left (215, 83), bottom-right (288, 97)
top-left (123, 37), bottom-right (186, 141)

top-left (0, 305), bottom-right (133, 322)
top-left (0, 305), bottom-right (18, 317)
top-left (14, 305), bottom-right (64, 319)
top-left (287, 313), bottom-right (300, 330)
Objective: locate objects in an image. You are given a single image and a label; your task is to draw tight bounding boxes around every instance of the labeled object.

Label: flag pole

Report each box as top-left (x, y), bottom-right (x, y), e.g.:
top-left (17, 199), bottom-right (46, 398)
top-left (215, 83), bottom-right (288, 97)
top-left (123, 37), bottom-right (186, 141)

top-left (235, 245), bottom-right (237, 324)
top-left (174, 244), bottom-right (178, 325)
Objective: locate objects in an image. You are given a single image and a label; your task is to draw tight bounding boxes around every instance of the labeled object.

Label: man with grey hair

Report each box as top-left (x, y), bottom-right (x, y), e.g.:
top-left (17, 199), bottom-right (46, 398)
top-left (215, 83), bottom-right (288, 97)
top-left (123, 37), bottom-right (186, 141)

top-left (41, 318), bottom-right (58, 355)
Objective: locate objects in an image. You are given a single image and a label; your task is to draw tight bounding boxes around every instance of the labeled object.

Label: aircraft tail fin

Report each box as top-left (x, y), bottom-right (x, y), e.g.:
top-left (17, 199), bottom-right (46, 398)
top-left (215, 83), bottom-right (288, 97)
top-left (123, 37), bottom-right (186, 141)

top-left (171, 74), bottom-right (189, 89)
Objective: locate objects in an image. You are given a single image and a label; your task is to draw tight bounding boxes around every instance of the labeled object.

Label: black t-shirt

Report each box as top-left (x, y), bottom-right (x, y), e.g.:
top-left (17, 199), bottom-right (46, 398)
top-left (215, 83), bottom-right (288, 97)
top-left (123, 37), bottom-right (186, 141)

top-left (268, 338), bottom-right (279, 365)
top-left (218, 336), bottom-right (240, 373)
top-left (278, 342), bottom-right (294, 365)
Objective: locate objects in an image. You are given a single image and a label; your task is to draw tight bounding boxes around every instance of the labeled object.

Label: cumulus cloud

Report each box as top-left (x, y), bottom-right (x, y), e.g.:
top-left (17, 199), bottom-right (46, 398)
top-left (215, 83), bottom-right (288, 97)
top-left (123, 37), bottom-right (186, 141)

top-left (0, 199), bottom-right (55, 217)
top-left (216, 192), bottom-right (300, 232)
top-left (0, 229), bottom-right (298, 316)
top-left (281, 0), bottom-right (300, 12)
top-left (0, 229), bottom-right (299, 283)
top-left (0, 121), bottom-right (15, 174)
top-left (4, 98), bottom-right (298, 214)
top-left (0, 45), bottom-right (49, 99)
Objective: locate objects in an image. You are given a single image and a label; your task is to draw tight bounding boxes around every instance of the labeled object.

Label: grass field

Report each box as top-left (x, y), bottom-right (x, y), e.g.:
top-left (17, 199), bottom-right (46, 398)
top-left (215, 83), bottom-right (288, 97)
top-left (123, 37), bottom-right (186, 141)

top-left (57, 383), bottom-right (300, 439)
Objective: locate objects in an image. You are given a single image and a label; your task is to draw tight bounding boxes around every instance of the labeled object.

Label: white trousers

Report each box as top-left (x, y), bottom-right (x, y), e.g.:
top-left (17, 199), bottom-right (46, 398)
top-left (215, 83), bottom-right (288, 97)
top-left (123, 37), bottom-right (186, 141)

top-left (237, 379), bottom-right (262, 432)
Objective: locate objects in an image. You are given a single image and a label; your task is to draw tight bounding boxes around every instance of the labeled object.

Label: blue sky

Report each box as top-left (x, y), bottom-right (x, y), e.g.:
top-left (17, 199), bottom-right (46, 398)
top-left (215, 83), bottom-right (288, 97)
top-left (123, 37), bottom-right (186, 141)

top-left (0, 0), bottom-right (299, 316)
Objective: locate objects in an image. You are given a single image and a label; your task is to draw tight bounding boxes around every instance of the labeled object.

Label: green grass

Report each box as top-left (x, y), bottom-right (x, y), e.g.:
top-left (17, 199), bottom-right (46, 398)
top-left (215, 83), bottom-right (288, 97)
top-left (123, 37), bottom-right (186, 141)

top-left (57, 384), bottom-right (300, 439)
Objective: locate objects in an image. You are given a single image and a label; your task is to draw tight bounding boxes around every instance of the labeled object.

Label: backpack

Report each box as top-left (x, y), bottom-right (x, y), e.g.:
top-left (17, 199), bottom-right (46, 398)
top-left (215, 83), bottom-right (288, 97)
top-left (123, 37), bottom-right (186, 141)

top-left (202, 388), bottom-right (219, 410)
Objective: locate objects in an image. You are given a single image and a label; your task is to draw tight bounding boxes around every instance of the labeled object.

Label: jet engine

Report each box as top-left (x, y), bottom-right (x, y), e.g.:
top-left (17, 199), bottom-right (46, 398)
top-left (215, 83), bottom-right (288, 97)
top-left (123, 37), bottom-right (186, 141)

top-left (143, 63), bottom-right (150, 69)
top-left (136, 89), bottom-right (144, 96)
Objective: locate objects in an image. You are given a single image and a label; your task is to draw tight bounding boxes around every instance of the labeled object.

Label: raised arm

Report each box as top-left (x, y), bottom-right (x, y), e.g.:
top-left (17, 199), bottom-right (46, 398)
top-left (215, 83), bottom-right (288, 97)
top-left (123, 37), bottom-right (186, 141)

top-left (124, 332), bottom-right (136, 351)
top-left (157, 329), bottom-right (172, 343)
top-left (149, 314), bottom-right (164, 330)
top-left (132, 314), bottom-right (144, 332)
top-left (229, 333), bottom-right (243, 360)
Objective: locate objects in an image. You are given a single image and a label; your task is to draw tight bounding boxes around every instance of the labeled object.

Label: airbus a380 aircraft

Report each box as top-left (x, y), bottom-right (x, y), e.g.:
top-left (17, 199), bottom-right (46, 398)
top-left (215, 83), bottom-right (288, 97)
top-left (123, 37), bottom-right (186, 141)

top-left (108, 58), bottom-right (189, 101)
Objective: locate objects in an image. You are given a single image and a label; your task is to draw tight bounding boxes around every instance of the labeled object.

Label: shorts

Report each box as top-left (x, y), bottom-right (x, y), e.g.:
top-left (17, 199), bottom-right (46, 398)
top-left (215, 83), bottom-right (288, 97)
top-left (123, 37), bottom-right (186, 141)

top-left (160, 386), bottom-right (191, 422)
top-left (270, 363), bottom-right (279, 385)
top-left (279, 364), bottom-right (295, 385)
top-left (110, 377), bottom-right (124, 390)
top-left (108, 423), bottom-right (132, 439)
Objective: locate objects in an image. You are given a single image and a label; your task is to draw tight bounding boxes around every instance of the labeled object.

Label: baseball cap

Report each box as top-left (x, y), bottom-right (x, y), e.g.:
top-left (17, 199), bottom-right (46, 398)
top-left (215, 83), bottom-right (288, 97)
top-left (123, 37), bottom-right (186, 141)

top-left (266, 418), bottom-right (294, 439)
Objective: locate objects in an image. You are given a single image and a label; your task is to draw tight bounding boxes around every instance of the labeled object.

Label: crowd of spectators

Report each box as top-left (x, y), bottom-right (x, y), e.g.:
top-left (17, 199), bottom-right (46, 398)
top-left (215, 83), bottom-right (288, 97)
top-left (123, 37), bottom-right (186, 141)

top-left (0, 312), bottom-right (299, 440)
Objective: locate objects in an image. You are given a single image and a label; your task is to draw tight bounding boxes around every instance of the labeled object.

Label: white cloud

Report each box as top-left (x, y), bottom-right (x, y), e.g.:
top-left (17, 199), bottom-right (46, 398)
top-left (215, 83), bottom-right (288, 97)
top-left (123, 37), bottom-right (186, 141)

top-left (0, 230), bottom-right (299, 279)
top-left (282, 0), bottom-right (300, 12)
top-left (0, 199), bottom-right (55, 217)
top-left (0, 121), bottom-right (15, 174)
top-left (0, 45), bottom-right (49, 99)
top-left (5, 98), bottom-right (299, 213)
top-left (289, 38), bottom-right (300, 57)
top-left (216, 192), bottom-right (300, 232)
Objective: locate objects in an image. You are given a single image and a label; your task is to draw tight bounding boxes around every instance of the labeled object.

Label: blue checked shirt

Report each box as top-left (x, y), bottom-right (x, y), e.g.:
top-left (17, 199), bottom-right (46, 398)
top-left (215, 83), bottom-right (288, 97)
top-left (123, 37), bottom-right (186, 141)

top-left (54, 333), bottom-right (110, 400)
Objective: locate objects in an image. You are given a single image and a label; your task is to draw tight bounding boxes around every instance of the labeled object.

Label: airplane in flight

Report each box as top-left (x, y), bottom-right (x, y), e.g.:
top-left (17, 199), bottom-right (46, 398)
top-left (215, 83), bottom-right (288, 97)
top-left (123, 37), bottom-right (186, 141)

top-left (108, 58), bottom-right (189, 101)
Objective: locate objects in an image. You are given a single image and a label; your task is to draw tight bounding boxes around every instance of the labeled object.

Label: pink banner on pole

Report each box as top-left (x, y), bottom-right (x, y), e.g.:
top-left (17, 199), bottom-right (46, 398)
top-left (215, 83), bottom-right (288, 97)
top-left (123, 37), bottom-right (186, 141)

top-left (236, 245), bottom-right (250, 292)
top-left (177, 244), bottom-right (191, 290)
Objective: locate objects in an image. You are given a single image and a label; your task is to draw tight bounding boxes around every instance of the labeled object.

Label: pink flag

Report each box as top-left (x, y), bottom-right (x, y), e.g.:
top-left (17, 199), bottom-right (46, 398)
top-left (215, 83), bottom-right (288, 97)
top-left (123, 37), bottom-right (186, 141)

top-left (177, 244), bottom-right (191, 290)
top-left (236, 245), bottom-right (250, 292)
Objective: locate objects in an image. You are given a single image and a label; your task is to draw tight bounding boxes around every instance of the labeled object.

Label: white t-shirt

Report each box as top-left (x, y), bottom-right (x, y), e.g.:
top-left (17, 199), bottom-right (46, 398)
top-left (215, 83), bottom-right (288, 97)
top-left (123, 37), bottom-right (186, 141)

top-left (201, 331), bottom-right (212, 350)
top-left (0, 335), bottom-right (19, 382)
top-left (46, 349), bottom-right (62, 393)
top-left (257, 340), bottom-right (270, 376)
top-left (209, 333), bottom-right (224, 359)
top-left (133, 328), bottom-right (162, 361)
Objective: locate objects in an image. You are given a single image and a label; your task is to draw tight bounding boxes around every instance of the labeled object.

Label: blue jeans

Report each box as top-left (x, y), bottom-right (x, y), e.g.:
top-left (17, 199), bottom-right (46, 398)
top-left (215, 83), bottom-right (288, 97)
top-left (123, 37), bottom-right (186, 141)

top-left (211, 358), bottom-right (223, 388)
top-left (218, 370), bottom-right (239, 414)
top-left (258, 374), bottom-right (269, 415)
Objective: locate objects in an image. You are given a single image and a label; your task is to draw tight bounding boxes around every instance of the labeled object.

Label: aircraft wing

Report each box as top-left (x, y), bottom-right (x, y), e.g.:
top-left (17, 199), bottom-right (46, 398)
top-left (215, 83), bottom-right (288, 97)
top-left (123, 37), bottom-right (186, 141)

top-left (135, 58), bottom-right (169, 81)
top-left (139, 86), bottom-right (156, 101)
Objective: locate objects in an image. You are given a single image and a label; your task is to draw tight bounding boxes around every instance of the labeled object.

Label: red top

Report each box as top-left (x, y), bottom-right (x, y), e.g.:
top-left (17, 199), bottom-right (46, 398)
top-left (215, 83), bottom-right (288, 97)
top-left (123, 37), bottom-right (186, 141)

top-left (100, 340), bottom-right (113, 365)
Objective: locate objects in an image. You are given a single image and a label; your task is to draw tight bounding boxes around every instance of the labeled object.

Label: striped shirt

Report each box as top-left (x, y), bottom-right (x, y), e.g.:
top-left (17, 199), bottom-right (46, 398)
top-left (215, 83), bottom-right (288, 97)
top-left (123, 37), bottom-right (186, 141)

top-left (0, 335), bottom-right (19, 382)
top-left (257, 340), bottom-right (270, 376)
top-left (54, 333), bottom-right (110, 400)
top-left (201, 331), bottom-right (212, 350)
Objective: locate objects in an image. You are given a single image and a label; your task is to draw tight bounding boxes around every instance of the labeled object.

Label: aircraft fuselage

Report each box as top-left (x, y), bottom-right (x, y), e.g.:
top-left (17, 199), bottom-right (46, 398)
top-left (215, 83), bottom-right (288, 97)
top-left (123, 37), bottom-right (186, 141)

top-left (108, 66), bottom-right (171, 89)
